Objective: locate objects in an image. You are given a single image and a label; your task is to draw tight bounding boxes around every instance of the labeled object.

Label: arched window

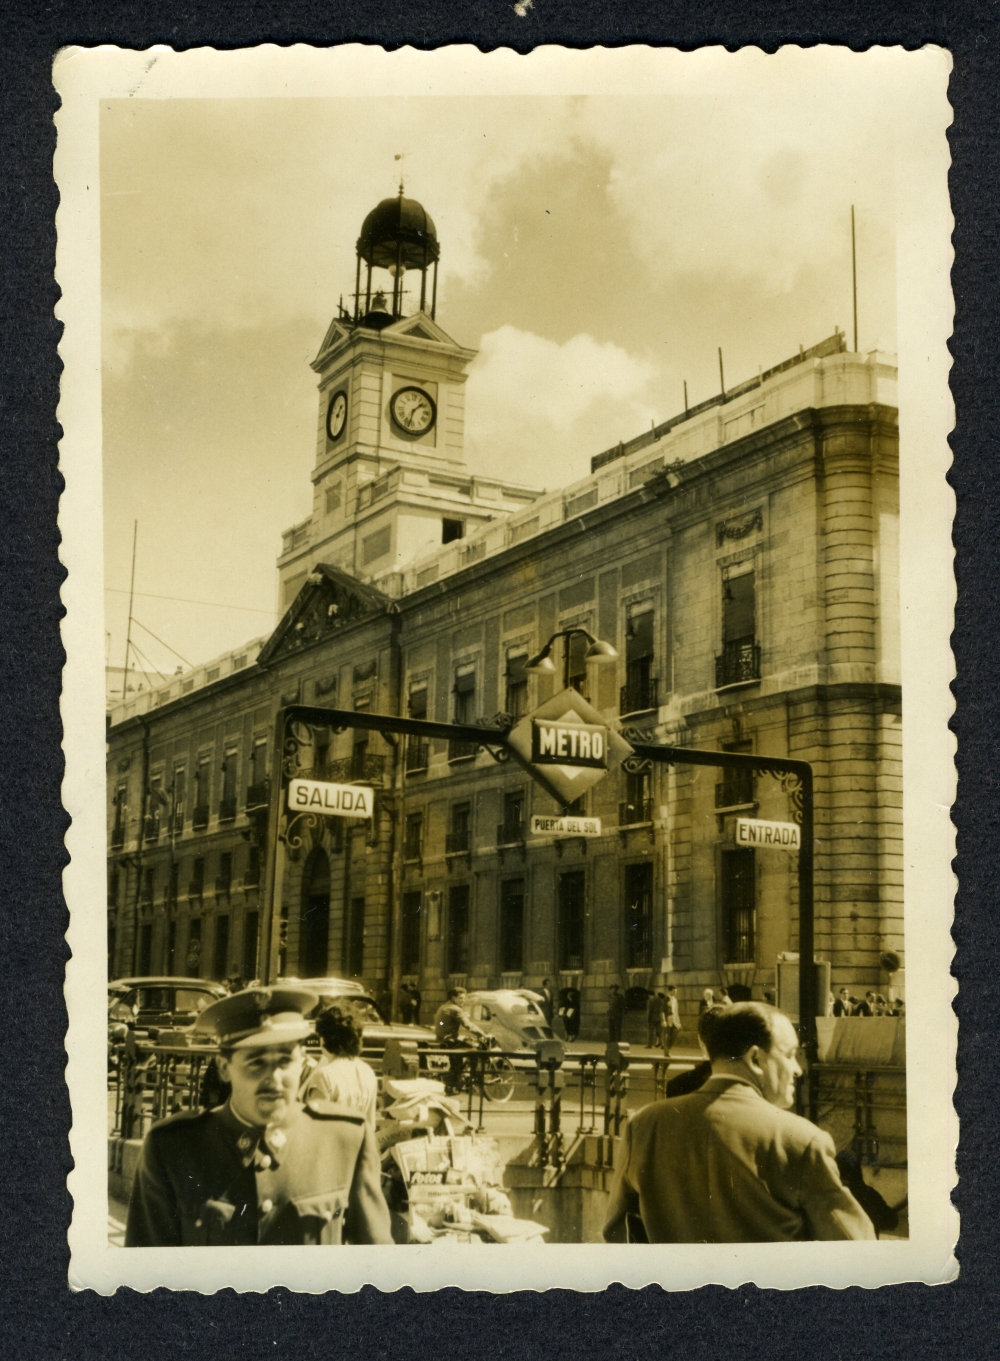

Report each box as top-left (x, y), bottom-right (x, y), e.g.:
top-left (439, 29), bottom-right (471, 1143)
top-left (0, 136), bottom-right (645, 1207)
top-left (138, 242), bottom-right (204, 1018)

top-left (299, 848), bottom-right (331, 978)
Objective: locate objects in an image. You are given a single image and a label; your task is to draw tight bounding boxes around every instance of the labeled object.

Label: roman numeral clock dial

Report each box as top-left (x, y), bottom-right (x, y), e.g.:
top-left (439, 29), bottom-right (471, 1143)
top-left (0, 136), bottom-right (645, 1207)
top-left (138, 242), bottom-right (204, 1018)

top-left (390, 385), bottom-right (436, 435)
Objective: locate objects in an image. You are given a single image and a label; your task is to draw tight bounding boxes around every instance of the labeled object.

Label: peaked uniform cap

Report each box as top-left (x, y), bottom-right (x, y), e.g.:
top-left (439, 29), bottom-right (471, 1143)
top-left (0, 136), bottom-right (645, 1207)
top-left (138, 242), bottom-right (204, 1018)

top-left (194, 986), bottom-right (318, 1049)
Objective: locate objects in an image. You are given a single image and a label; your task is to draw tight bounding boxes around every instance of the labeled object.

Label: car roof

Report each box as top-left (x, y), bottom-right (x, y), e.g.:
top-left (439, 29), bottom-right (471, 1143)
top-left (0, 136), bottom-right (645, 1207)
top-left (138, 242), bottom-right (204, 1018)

top-left (467, 989), bottom-right (541, 1006)
top-left (279, 976), bottom-right (370, 997)
top-left (109, 977), bottom-right (225, 990)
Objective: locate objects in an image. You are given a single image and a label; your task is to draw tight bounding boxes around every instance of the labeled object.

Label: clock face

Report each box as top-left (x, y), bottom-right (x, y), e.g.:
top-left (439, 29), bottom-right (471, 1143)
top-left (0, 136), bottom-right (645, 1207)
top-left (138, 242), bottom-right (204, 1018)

top-left (390, 385), bottom-right (436, 436)
top-left (326, 389), bottom-right (348, 442)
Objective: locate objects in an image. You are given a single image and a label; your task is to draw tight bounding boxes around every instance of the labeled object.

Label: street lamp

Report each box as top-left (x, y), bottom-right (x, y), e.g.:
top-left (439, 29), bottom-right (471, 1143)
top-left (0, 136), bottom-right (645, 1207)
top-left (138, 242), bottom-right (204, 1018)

top-left (525, 628), bottom-right (618, 689)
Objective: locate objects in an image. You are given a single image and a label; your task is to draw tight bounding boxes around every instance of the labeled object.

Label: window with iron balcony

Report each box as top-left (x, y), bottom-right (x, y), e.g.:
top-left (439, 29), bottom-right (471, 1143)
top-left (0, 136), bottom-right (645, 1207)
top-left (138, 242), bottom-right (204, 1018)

top-left (619, 770), bottom-right (653, 825)
top-left (716, 565), bottom-right (760, 687)
top-left (403, 812), bottom-right (424, 861)
top-left (448, 668), bottom-right (478, 762)
top-left (446, 802), bottom-right (471, 854)
top-left (497, 790), bottom-right (525, 845)
top-left (406, 686), bottom-right (430, 772)
top-left (620, 604), bottom-right (657, 714)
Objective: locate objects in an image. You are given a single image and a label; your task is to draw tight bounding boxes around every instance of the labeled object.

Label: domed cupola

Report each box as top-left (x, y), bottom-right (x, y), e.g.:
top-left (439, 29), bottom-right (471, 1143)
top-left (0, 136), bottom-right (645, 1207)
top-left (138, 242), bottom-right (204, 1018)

top-left (354, 186), bottom-right (440, 326)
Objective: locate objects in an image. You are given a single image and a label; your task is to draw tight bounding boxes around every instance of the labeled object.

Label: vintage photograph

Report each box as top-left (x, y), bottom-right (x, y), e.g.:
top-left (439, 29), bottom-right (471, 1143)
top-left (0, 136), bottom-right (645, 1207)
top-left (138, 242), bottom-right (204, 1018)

top-left (57, 45), bottom-right (956, 1292)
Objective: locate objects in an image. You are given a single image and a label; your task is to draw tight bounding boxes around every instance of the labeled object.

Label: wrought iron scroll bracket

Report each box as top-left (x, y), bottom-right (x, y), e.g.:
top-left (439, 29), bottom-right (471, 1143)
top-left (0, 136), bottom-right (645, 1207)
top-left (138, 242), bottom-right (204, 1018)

top-left (757, 767), bottom-right (804, 825)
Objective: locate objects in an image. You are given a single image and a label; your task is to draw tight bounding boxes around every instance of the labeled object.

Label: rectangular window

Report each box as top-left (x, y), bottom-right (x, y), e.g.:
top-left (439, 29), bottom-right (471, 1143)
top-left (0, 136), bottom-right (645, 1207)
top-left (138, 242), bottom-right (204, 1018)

top-left (406, 686), bottom-right (429, 771)
top-left (346, 897), bottom-right (365, 978)
top-left (111, 783), bottom-right (128, 848)
top-left (721, 848), bottom-right (756, 964)
top-left (242, 911), bottom-right (259, 979)
top-left (138, 922), bottom-right (153, 975)
top-left (220, 748), bottom-right (238, 820)
top-left (401, 891), bottom-right (422, 974)
top-left (194, 756), bottom-right (211, 828)
top-left (717, 563), bottom-right (759, 686)
top-left (622, 603), bottom-right (657, 713)
top-left (166, 919), bottom-right (176, 974)
top-left (447, 802), bottom-right (471, 854)
top-left (145, 775), bottom-right (163, 841)
top-left (717, 740), bottom-right (754, 808)
top-left (558, 871), bottom-right (586, 970)
top-left (362, 525), bottom-right (391, 565)
top-left (190, 856), bottom-right (205, 902)
top-left (403, 812), bottom-right (423, 861)
top-left (217, 851), bottom-right (233, 896)
top-left (141, 867), bottom-right (154, 905)
top-left (504, 650), bottom-right (529, 720)
top-left (325, 480), bottom-right (342, 514)
top-left (172, 765), bottom-right (186, 833)
top-left (167, 861), bottom-right (179, 908)
top-left (447, 885), bottom-right (470, 975)
top-left (498, 789), bottom-right (525, 844)
top-left (567, 631), bottom-right (589, 696)
top-left (620, 769), bottom-right (652, 825)
top-left (213, 915), bottom-right (230, 980)
top-left (442, 517), bottom-right (465, 543)
top-left (245, 843), bottom-right (261, 887)
top-left (249, 737), bottom-right (268, 786)
top-left (449, 667), bottom-right (478, 761)
top-left (624, 862), bottom-right (654, 968)
top-left (499, 878), bottom-right (525, 973)
top-left (107, 865), bottom-right (119, 908)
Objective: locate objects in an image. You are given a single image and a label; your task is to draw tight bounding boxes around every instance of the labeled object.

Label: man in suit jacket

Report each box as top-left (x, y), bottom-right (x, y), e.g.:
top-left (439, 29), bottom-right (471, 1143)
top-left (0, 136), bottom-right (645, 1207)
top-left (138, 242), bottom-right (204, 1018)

top-left (126, 986), bottom-right (392, 1247)
top-left (603, 1002), bottom-right (874, 1243)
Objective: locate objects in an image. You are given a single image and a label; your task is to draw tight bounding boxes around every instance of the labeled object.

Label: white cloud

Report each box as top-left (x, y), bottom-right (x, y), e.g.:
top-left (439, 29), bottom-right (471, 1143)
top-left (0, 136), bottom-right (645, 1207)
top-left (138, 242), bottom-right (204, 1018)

top-left (464, 325), bottom-right (658, 488)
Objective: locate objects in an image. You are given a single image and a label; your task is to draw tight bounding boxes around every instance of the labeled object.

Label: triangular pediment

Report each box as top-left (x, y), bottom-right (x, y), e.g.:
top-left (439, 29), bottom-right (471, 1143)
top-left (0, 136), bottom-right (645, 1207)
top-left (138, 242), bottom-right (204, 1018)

top-left (384, 310), bottom-right (459, 346)
top-left (257, 563), bottom-right (395, 665)
top-left (312, 317), bottom-right (351, 369)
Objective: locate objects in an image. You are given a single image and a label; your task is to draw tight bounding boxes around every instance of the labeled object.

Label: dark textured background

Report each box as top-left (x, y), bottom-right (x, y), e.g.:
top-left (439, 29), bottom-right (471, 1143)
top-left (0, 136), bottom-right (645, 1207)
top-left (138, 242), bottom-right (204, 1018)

top-left (0, 3), bottom-right (992, 1355)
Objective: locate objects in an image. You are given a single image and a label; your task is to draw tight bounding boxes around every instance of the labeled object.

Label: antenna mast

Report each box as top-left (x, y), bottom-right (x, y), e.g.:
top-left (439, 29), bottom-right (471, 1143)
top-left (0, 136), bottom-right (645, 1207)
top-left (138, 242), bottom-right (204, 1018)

top-left (122, 520), bottom-right (137, 699)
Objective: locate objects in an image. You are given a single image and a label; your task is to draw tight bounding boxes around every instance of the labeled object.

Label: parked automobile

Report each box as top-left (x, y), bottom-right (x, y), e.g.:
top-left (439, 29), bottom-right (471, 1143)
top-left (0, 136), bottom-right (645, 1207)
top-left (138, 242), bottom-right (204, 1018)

top-left (278, 976), bottom-right (436, 1061)
top-left (108, 977), bottom-right (229, 1041)
top-left (465, 989), bottom-right (562, 1057)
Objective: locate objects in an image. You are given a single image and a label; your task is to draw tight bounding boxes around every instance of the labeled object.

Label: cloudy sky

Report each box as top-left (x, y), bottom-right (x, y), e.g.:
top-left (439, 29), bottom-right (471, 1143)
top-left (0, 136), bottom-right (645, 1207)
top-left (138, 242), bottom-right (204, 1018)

top-left (101, 65), bottom-right (896, 676)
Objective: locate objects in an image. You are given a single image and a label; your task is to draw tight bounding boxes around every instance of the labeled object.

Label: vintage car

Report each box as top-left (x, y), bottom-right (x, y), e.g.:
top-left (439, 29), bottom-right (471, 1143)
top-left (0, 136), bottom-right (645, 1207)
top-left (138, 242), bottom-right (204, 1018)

top-left (107, 976), bottom-right (229, 1041)
top-left (464, 989), bottom-right (562, 1058)
top-left (278, 976), bottom-right (437, 1061)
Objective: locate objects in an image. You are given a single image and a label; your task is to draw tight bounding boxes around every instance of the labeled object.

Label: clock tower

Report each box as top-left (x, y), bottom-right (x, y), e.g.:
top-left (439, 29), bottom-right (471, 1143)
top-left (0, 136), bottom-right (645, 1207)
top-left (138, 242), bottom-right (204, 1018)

top-left (277, 189), bottom-right (542, 610)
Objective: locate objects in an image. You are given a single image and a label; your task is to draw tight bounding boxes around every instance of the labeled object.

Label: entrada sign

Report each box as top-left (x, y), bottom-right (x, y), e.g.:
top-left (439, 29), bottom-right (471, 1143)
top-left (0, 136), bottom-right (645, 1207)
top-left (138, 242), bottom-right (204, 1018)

top-left (288, 778), bottom-right (374, 819)
top-left (735, 817), bottom-right (801, 850)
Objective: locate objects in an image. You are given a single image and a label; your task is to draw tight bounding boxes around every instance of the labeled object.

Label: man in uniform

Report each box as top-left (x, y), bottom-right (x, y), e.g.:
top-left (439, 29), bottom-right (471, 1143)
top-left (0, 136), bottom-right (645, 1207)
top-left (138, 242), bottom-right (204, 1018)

top-left (604, 1002), bottom-right (875, 1243)
top-left (125, 986), bottom-right (392, 1247)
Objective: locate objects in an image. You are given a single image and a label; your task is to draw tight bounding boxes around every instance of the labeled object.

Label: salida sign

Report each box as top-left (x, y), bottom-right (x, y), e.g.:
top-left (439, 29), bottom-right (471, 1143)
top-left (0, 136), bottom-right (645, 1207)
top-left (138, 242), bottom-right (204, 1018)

top-left (507, 686), bottom-right (631, 806)
top-left (288, 778), bottom-right (374, 819)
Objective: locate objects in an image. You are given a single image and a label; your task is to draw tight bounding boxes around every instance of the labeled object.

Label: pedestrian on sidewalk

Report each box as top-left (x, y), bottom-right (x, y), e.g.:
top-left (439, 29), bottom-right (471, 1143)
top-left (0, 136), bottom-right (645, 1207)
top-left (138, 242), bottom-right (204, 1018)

top-left (559, 986), bottom-right (581, 1042)
top-left (608, 984), bottom-right (626, 1044)
top-left (661, 985), bottom-right (681, 1057)
top-left (646, 991), bottom-right (665, 1048)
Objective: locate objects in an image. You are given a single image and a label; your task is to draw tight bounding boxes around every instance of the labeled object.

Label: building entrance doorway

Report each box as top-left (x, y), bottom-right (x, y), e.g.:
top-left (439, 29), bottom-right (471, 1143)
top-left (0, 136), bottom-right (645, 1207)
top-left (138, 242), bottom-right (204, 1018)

top-left (300, 848), bottom-right (331, 977)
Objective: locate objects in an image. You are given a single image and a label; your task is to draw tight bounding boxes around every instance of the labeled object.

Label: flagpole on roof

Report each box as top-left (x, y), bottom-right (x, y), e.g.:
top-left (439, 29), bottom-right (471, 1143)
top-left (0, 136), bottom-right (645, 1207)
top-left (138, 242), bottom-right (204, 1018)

top-left (122, 520), bottom-right (138, 699)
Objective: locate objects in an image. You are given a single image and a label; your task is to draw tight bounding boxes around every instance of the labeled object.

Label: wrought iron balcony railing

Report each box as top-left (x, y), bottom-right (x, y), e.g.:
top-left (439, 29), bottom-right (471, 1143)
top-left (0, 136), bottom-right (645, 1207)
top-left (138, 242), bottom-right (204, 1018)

top-left (715, 639), bottom-right (761, 688)
top-left (191, 804), bottom-right (210, 831)
top-left (715, 777), bottom-right (755, 809)
top-left (218, 797), bottom-right (237, 823)
top-left (619, 676), bottom-right (659, 715)
top-left (245, 779), bottom-right (270, 811)
top-left (496, 820), bottom-right (525, 846)
top-left (447, 738), bottom-right (479, 763)
top-left (110, 825), bottom-right (125, 851)
top-left (316, 753), bottom-right (386, 785)
top-left (242, 866), bottom-right (261, 888)
top-left (445, 829), bottom-right (471, 855)
top-left (405, 737), bottom-right (430, 773)
top-left (619, 799), bottom-right (654, 826)
top-left (188, 880), bottom-right (204, 901)
top-left (215, 876), bottom-right (232, 897)
top-left (171, 809), bottom-right (185, 835)
top-left (142, 815), bottom-right (161, 843)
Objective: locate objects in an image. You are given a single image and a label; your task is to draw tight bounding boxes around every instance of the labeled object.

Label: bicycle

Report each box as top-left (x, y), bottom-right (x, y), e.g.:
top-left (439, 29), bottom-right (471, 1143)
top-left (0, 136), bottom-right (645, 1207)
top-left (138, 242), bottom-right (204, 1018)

top-left (444, 1035), bottom-right (517, 1105)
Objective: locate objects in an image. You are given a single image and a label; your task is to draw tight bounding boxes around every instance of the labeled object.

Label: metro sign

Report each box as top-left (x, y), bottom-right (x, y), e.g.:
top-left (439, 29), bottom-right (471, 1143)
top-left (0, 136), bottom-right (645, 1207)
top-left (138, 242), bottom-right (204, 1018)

top-left (506, 686), bottom-right (631, 806)
top-left (287, 778), bottom-right (374, 820)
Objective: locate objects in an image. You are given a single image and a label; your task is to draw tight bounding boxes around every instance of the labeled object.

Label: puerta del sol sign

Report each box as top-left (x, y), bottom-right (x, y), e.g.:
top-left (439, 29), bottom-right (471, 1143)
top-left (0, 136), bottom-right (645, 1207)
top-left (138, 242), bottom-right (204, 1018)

top-left (506, 686), bottom-right (632, 806)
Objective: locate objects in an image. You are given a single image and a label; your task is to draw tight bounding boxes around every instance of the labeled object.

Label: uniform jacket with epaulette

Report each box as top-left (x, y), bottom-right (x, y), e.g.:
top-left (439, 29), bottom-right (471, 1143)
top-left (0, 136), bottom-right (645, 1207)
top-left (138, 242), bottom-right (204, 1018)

top-left (125, 1095), bottom-right (392, 1247)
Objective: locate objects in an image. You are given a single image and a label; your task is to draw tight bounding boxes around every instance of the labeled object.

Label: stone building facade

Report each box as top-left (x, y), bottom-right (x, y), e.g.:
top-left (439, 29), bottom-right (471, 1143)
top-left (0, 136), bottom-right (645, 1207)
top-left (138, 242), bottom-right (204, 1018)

top-left (106, 196), bottom-right (901, 1038)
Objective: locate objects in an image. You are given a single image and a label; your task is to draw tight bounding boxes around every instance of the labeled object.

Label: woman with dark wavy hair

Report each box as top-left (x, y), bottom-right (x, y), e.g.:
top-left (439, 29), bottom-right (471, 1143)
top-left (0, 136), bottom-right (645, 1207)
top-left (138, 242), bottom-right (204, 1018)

top-left (302, 1004), bottom-right (378, 1128)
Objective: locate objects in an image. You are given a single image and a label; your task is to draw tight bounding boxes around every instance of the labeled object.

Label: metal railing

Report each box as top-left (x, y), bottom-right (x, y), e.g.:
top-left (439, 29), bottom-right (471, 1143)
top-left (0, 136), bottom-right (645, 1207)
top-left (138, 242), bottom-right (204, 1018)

top-left (619, 799), bottom-right (653, 825)
top-left (218, 796), bottom-right (237, 822)
top-left (715, 639), bottom-right (761, 688)
top-left (317, 753), bottom-right (386, 785)
top-left (245, 779), bottom-right (269, 811)
top-left (191, 804), bottom-right (210, 831)
top-left (110, 825), bottom-right (125, 850)
top-left (142, 815), bottom-right (161, 843)
top-left (496, 820), bottom-right (525, 846)
top-left (214, 876), bottom-right (231, 897)
top-left (715, 777), bottom-right (754, 808)
top-left (445, 829), bottom-right (470, 854)
top-left (187, 880), bottom-right (204, 902)
top-left (619, 676), bottom-right (659, 715)
top-left (171, 809), bottom-right (185, 834)
top-left (447, 738), bottom-right (479, 763)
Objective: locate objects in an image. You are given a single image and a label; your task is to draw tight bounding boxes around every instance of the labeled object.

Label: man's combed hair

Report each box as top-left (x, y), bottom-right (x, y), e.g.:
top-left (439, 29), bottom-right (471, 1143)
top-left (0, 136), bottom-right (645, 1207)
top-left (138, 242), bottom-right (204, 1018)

top-left (315, 1005), bottom-right (362, 1058)
top-left (698, 1002), bottom-right (778, 1060)
top-left (447, 987), bottom-right (463, 1000)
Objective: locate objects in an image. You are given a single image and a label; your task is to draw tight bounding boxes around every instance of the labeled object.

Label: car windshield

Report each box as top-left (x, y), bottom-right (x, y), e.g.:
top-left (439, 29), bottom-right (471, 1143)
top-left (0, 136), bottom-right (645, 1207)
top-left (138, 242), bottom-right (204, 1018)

top-left (174, 989), bottom-right (215, 1013)
top-left (507, 1000), bottom-right (540, 1016)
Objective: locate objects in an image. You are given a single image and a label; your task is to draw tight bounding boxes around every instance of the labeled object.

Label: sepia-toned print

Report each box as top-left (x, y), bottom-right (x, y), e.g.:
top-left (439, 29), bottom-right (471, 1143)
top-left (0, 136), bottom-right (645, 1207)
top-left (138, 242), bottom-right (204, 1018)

top-left (58, 44), bottom-right (956, 1292)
